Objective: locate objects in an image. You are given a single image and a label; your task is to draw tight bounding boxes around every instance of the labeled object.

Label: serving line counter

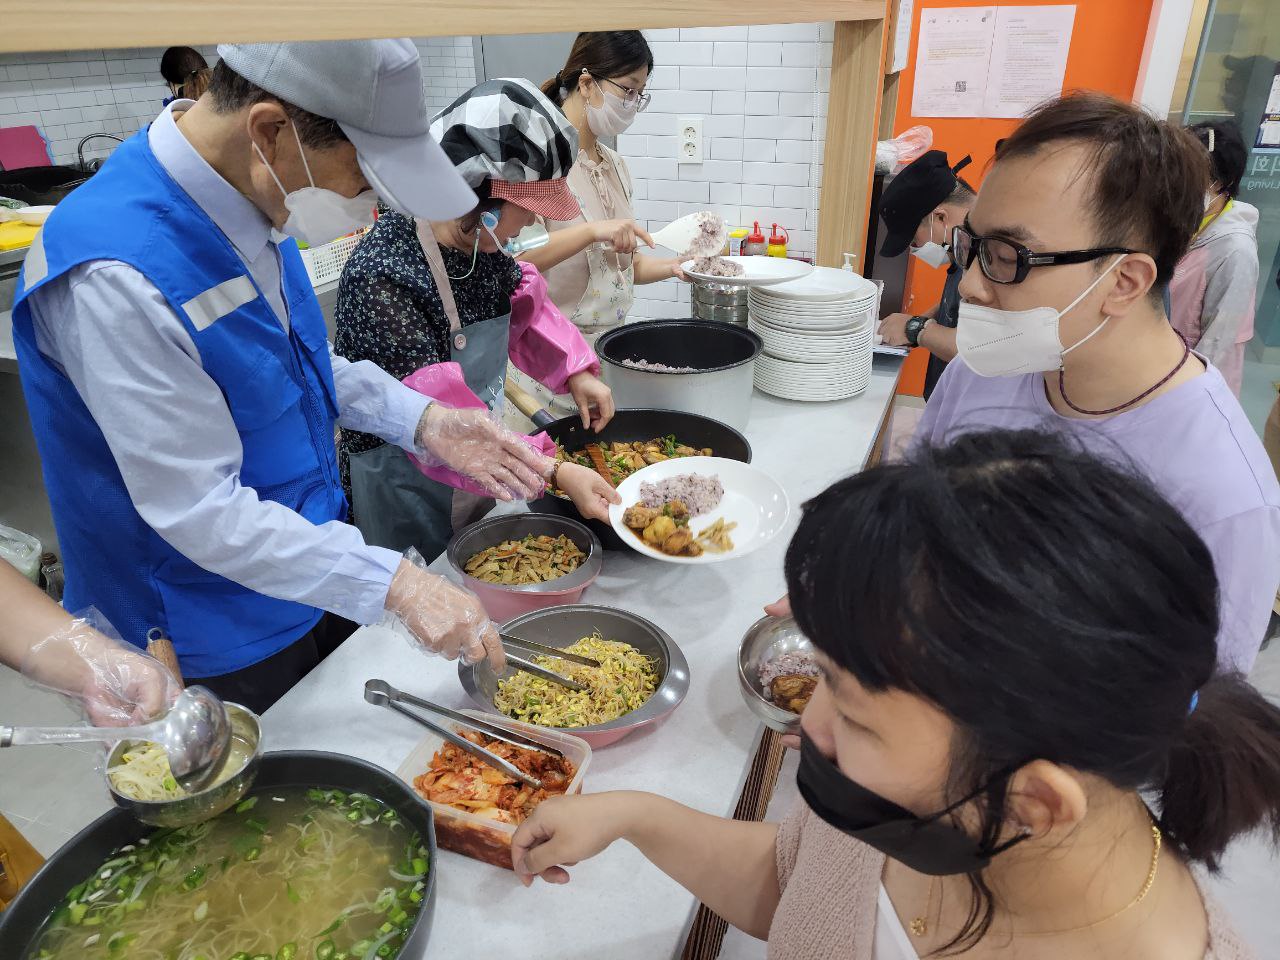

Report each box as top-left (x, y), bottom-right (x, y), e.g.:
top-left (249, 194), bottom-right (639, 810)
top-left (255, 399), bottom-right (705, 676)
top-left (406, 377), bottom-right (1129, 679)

top-left (262, 354), bottom-right (904, 960)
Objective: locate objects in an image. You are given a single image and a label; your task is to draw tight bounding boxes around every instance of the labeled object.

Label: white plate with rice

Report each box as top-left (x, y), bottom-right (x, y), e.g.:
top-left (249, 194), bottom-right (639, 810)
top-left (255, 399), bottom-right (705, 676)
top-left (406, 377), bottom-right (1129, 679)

top-left (682, 256), bottom-right (814, 288)
top-left (608, 456), bottom-right (790, 564)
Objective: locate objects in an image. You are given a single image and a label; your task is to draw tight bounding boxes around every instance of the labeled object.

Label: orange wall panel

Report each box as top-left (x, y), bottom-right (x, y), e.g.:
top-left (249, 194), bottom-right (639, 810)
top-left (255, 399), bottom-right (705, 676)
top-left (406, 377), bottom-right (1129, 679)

top-left (892, 0), bottom-right (1157, 321)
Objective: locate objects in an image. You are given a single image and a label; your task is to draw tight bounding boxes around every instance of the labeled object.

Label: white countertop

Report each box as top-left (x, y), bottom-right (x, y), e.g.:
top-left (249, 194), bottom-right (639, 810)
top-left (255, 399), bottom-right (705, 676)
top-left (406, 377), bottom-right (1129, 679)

top-left (261, 362), bottom-right (902, 960)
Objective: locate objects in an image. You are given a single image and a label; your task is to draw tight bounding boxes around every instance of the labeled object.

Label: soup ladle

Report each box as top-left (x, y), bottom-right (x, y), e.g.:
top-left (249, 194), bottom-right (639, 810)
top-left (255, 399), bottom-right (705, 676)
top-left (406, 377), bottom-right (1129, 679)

top-left (0, 685), bottom-right (232, 793)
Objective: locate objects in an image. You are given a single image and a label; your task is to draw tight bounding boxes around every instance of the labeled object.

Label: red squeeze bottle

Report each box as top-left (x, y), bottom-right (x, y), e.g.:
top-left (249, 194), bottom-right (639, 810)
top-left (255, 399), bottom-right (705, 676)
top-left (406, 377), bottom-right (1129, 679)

top-left (743, 221), bottom-right (767, 256)
top-left (767, 223), bottom-right (789, 258)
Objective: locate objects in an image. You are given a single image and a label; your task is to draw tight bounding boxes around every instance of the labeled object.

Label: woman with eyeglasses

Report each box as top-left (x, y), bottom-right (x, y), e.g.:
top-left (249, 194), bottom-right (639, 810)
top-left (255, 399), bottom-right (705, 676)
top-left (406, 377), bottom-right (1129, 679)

top-left (915, 92), bottom-right (1280, 677)
top-left (516, 33), bottom-right (686, 413)
top-left (513, 429), bottom-right (1277, 960)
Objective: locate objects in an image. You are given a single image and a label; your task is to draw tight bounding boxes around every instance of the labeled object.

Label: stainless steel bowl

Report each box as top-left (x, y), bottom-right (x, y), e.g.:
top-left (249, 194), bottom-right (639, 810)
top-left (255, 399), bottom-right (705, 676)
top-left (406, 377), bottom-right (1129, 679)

top-left (459, 604), bottom-right (690, 747)
top-left (738, 615), bottom-right (814, 734)
top-left (692, 300), bottom-right (748, 324)
top-left (692, 282), bottom-right (749, 307)
top-left (446, 513), bottom-right (603, 596)
top-left (105, 702), bottom-right (262, 827)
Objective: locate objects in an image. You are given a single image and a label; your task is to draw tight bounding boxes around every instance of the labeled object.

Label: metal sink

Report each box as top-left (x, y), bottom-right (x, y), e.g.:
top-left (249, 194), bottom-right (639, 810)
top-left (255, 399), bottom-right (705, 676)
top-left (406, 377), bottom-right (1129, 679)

top-left (0, 133), bottom-right (123, 205)
top-left (0, 165), bottom-right (89, 206)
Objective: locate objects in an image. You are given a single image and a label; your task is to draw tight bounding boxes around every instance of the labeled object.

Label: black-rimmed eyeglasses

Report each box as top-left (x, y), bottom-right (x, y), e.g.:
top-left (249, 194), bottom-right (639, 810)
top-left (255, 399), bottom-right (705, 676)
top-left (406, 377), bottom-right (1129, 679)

top-left (949, 223), bottom-right (1134, 285)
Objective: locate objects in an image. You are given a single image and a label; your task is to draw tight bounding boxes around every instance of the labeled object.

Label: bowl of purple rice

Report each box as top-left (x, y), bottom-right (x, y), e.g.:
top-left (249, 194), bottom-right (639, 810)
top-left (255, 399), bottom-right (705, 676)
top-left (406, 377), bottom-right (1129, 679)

top-left (738, 615), bottom-right (816, 734)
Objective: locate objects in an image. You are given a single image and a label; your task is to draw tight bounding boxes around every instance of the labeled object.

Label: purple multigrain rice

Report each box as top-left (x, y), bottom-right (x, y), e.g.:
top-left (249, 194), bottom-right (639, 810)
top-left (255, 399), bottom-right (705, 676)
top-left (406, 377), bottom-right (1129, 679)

top-left (620, 358), bottom-right (698, 374)
top-left (638, 473), bottom-right (723, 516)
top-left (690, 256), bottom-right (744, 278)
top-left (679, 212), bottom-right (728, 258)
top-left (758, 650), bottom-right (818, 689)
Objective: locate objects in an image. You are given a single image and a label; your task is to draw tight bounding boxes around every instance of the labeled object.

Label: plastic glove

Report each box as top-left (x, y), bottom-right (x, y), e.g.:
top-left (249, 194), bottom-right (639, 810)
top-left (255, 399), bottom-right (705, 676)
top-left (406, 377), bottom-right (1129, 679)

top-left (414, 404), bottom-right (552, 501)
top-left (566, 371), bottom-right (615, 433)
top-left (382, 549), bottom-right (505, 671)
top-left (554, 462), bottom-right (621, 522)
top-left (402, 362), bottom-right (557, 498)
top-left (21, 609), bottom-right (181, 726)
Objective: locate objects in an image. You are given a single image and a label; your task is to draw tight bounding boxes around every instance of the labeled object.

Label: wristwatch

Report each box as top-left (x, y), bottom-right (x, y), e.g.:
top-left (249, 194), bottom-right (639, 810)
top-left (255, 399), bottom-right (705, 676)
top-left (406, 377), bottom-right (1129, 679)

top-left (904, 315), bottom-right (930, 348)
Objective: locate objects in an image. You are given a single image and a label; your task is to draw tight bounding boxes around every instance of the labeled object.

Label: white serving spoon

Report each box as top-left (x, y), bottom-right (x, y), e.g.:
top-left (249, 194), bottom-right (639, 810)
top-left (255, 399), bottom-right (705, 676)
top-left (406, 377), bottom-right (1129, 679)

top-left (650, 212), bottom-right (729, 259)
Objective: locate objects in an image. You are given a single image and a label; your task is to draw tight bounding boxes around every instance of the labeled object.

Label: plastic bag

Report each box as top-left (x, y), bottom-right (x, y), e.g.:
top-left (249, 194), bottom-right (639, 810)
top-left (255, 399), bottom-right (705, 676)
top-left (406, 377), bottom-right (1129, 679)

top-left (875, 125), bottom-right (935, 174)
top-left (0, 523), bottom-right (41, 582)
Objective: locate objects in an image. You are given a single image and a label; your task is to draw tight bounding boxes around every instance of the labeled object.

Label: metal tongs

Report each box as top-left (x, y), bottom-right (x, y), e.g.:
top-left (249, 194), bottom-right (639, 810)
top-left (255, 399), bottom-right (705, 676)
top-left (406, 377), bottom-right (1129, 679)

top-left (365, 679), bottom-right (557, 789)
top-left (500, 633), bottom-right (600, 694)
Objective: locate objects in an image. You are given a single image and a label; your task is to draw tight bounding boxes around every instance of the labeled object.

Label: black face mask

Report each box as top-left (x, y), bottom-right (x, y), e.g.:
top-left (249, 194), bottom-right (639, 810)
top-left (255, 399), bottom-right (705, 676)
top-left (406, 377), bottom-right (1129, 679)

top-left (796, 733), bottom-right (1028, 876)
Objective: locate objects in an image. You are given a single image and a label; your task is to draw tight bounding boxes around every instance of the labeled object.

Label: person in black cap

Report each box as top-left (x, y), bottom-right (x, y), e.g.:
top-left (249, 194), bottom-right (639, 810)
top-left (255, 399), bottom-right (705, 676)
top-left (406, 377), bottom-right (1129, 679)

top-left (876, 150), bottom-right (976, 398)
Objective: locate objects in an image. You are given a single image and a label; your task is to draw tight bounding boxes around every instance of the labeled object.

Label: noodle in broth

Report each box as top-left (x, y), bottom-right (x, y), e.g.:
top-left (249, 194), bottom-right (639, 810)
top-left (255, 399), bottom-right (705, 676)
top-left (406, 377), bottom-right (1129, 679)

top-left (26, 788), bottom-right (428, 960)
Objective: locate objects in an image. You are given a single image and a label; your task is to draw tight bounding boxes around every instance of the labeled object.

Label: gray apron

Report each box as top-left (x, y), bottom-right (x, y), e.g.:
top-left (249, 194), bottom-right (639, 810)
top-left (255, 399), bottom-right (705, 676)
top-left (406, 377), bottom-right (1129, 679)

top-left (348, 221), bottom-right (511, 556)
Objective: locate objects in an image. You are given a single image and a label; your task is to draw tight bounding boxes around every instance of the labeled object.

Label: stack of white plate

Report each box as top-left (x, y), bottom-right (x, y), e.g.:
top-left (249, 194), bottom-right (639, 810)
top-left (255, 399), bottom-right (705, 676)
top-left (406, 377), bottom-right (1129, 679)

top-left (748, 267), bottom-right (879, 401)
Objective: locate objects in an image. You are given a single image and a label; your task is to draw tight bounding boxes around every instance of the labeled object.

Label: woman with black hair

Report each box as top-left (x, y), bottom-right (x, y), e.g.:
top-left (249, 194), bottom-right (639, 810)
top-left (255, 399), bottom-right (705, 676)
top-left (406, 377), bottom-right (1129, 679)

top-left (511, 429), bottom-right (1275, 959)
top-left (1169, 120), bottom-right (1260, 396)
top-left (515, 32), bottom-right (686, 416)
top-left (159, 47), bottom-right (210, 105)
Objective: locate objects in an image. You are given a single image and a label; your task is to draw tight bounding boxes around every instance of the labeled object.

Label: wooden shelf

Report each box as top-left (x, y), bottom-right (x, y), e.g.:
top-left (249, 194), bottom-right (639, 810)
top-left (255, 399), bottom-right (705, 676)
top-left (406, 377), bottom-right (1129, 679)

top-left (4, 0), bottom-right (889, 272)
top-left (2, 1), bottom-right (884, 53)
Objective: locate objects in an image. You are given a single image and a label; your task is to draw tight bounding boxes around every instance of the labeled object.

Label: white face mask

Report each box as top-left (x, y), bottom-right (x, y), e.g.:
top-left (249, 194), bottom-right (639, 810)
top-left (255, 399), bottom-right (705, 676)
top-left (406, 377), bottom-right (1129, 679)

top-left (254, 123), bottom-right (375, 246)
top-left (910, 216), bottom-right (949, 269)
top-left (1203, 190), bottom-right (1219, 212)
top-left (583, 76), bottom-right (637, 137)
top-left (956, 255), bottom-right (1126, 378)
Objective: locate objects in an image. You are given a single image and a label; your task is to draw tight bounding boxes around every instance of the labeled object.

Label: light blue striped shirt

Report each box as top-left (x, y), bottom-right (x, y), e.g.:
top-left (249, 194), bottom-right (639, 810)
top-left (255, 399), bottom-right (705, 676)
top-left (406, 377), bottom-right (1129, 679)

top-left (26, 102), bottom-right (429, 628)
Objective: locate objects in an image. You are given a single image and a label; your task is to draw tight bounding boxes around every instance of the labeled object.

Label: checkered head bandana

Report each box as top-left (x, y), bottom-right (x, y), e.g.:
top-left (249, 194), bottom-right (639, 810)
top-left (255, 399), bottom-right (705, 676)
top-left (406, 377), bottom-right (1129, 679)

top-left (430, 77), bottom-right (581, 220)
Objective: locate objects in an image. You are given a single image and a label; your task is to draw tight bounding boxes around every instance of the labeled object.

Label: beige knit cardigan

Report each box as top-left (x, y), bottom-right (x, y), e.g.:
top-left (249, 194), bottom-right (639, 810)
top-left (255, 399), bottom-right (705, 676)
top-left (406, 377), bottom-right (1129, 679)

top-left (767, 802), bottom-right (1256, 959)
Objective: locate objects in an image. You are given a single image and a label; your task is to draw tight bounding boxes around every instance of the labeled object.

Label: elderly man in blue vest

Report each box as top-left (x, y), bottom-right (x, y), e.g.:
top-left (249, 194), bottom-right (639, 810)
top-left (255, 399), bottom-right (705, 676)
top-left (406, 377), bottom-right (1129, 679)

top-left (10, 40), bottom-right (544, 713)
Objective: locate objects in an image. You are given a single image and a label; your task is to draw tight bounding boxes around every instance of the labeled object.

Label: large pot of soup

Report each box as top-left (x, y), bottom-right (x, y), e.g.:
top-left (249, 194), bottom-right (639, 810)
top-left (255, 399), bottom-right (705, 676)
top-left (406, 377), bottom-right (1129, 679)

top-left (0, 751), bottom-right (438, 960)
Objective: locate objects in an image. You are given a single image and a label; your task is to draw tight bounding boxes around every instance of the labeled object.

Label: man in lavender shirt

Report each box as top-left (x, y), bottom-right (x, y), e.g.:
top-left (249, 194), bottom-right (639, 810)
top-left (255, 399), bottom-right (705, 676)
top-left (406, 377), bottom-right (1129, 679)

top-left (914, 93), bottom-right (1280, 675)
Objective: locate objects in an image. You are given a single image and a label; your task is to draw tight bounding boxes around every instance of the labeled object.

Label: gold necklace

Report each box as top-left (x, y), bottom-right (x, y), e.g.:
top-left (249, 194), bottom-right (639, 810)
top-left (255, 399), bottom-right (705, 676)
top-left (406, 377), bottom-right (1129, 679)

top-left (910, 877), bottom-right (939, 937)
top-left (1023, 823), bottom-right (1162, 937)
top-left (909, 824), bottom-right (1162, 939)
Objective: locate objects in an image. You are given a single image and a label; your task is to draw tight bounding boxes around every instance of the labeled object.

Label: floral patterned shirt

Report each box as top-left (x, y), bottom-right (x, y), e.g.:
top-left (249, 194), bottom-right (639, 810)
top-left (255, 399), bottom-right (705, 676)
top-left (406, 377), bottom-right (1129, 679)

top-left (333, 206), bottom-right (521, 502)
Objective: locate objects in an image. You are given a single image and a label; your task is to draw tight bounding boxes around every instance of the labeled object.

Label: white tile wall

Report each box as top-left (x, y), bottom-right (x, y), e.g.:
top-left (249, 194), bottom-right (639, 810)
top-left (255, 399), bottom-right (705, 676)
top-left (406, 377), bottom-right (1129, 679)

top-left (623, 24), bottom-right (832, 322)
top-left (0, 39), bottom-right (474, 170)
top-left (415, 36), bottom-right (477, 118)
top-left (1, 28), bottom-right (833, 325)
top-left (0, 46), bottom-right (219, 167)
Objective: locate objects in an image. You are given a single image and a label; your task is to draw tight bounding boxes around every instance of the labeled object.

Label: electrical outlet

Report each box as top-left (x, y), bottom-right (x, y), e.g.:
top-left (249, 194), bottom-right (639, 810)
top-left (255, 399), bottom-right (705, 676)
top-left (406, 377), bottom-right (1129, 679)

top-left (678, 116), bottom-right (703, 164)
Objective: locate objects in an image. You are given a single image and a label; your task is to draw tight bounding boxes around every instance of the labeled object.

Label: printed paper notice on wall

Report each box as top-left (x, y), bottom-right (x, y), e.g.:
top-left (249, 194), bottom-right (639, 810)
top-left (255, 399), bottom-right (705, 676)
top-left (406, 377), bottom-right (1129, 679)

top-left (982, 5), bottom-right (1077, 119)
top-left (910, 6), bottom-right (997, 118)
top-left (890, 0), bottom-right (916, 75)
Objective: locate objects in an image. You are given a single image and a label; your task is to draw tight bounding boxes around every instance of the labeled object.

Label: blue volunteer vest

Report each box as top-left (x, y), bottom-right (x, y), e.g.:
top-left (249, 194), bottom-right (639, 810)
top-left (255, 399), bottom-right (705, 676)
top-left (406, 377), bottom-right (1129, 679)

top-left (11, 130), bottom-right (346, 677)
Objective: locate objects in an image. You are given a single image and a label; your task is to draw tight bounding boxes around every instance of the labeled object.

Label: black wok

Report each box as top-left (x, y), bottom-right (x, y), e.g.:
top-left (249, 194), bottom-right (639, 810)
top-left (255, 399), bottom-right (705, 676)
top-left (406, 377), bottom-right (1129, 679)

top-left (0, 752), bottom-right (438, 958)
top-left (505, 380), bottom-right (752, 549)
